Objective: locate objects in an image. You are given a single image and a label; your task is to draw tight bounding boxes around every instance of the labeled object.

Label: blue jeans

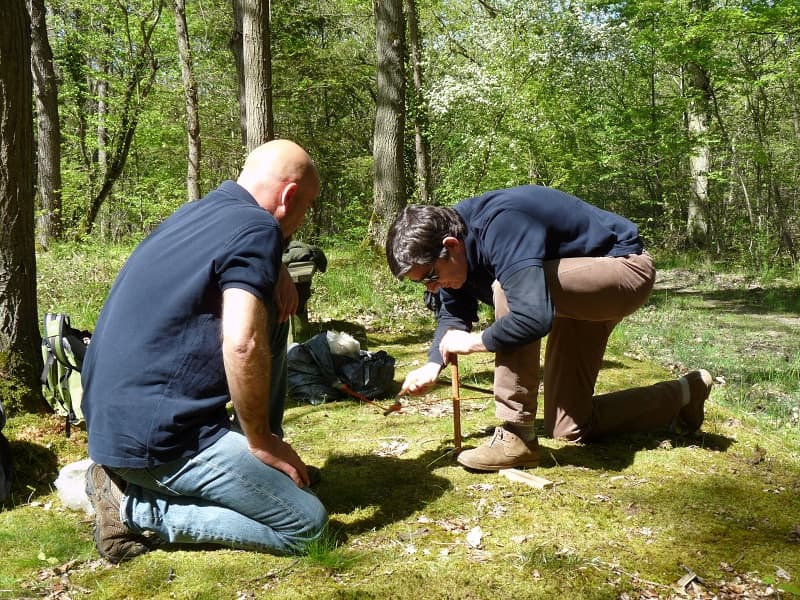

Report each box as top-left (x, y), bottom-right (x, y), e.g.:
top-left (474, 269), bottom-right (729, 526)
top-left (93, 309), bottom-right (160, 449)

top-left (115, 430), bottom-right (328, 554)
top-left (230, 312), bottom-right (288, 437)
top-left (268, 316), bottom-right (290, 438)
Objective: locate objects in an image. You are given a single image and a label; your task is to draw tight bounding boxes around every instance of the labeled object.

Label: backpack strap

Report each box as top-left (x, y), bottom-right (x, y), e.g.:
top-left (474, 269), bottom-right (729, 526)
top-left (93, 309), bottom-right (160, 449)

top-left (40, 345), bottom-right (56, 386)
top-left (43, 313), bottom-right (82, 371)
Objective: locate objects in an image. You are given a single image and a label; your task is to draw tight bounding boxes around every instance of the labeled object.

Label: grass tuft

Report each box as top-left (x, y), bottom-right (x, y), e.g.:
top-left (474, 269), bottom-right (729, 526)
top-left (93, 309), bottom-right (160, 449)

top-left (301, 524), bottom-right (360, 572)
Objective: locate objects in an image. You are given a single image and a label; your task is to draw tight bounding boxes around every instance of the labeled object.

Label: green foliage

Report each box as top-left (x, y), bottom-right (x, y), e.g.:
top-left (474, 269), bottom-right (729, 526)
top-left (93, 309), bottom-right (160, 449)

top-left (419, 0), bottom-right (799, 265)
top-left (39, 0), bottom-right (800, 266)
top-left (270, 1), bottom-right (376, 243)
top-left (300, 525), bottom-right (360, 572)
top-left (47, 0), bottom-right (169, 236)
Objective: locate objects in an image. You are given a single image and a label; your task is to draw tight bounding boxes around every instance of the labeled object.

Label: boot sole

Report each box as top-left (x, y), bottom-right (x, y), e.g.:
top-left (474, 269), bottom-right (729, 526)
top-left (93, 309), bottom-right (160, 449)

top-left (457, 454), bottom-right (540, 472)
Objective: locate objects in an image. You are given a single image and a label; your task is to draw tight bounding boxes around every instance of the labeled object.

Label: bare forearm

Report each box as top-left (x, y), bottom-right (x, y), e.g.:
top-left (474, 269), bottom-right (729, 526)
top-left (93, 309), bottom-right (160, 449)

top-left (222, 288), bottom-right (272, 446)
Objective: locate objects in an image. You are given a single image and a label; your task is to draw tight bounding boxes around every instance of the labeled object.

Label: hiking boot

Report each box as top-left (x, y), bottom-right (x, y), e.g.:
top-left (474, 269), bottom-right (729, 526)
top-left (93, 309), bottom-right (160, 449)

top-left (85, 463), bottom-right (150, 563)
top-left (457, 426), bottom-right (540, 471)
top-left (676, 369), bottom-right (714, 433)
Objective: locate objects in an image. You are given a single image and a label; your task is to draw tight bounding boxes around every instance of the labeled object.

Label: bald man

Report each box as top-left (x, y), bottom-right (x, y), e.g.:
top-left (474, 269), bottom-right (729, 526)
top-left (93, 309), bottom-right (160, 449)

top-left (82, 140), bottom-right (327, 563)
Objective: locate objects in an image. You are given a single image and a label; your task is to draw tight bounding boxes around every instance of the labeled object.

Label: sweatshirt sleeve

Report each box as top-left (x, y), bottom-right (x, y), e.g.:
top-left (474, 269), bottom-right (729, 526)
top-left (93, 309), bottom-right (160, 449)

top-left (481, 265), bottom-right (553, 352)
top-left (427, 292), bottom-right (478, 365)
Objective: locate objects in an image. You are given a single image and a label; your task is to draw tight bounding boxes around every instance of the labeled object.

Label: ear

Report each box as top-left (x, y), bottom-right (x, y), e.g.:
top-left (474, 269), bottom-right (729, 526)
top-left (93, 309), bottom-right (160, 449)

top-left (442, 236), bottom-right (462, 252)
top-left (280, 182), bottom-right (298, 208)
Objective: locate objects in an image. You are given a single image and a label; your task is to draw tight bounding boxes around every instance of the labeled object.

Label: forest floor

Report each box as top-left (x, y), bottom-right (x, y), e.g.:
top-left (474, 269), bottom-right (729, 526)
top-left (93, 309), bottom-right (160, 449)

top-left (2, 265), bottom-right (799, 599)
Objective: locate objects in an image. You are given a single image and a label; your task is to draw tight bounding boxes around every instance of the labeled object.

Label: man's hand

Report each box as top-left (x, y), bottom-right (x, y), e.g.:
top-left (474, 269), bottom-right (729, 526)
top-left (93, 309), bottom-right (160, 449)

top-left (439, 330), bottom-right (486, 365)
top-left (249, 434), bottom-right (311, 488)
top-left (399, 362), bottom-right (442, 396)
top-left (273, 264), bottom-right (299, 322)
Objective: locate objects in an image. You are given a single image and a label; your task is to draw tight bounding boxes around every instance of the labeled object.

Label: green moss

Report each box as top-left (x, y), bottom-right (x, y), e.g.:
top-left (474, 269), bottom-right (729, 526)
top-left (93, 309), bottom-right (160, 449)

top-left (0, 351), bottom-right (38, 415)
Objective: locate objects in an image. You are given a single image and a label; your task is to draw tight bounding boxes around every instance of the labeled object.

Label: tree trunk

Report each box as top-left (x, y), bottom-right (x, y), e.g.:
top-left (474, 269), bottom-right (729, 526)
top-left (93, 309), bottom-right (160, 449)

top-left (96, 59), bottom-right (108, 179)
top-left (686, 61), bottom-right (712, 248)
top-left (770, 184), bottom-right (797, 263)
top-left (0, 0), bottom-right (47, 415)
top-left (242, 0), bottom-right (273, 150)
top-left (370, 0), bottom-right (406, 248)
top-left (405, 0), bottom-right (432, 204)
top-left (230, 0), bottom-right (247, 148)
top-left (645, 43), bottom-right (664, 212)
top-left (684, 0), bottom-right (712, 249)
top-left (28, 0), bottom-right (63, 247)
top-left (788, 76), bottom-right (800, 140)
top-left (174, 0), bottom-right (202, 200)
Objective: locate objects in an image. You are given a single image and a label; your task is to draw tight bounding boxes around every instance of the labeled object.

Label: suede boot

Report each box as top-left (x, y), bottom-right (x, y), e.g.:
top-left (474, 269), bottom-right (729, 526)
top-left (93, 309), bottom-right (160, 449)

top-left (457, 426), bottom-right (540, 471)
top-left (675, 369), bottom-right (713, 432)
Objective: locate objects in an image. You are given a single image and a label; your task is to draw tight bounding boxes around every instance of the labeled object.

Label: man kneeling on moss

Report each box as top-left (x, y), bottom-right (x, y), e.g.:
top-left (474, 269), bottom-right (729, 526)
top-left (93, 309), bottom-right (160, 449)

top-left (386, 186), bottom-right (713, 472)
top-left (82, 140), bottom-right (327, 563)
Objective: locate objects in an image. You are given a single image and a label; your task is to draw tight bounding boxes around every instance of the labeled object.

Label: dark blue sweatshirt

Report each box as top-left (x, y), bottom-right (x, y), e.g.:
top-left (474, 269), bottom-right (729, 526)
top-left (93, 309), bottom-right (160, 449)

top-left (429, 185), bottom-right (642, 364)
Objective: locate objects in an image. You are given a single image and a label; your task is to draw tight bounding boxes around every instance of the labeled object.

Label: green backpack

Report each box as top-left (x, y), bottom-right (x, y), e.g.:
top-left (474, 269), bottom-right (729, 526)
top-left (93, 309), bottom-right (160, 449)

top-left (41, 313), bottom-right (91, 437)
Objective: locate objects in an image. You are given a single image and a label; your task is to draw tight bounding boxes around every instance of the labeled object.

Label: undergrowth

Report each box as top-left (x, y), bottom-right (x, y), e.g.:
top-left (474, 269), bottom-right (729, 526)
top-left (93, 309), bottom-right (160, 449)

top-left (0, 241), bottom-right (797, 599)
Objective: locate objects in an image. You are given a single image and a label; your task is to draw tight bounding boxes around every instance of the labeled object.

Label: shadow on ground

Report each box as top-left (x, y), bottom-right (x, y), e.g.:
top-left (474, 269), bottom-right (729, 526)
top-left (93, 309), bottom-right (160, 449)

top-left (650, 280), bottom-right (800, 318)
top-left (538, 430), bottom-right (736, 472)
top-left (452, 415), bottom-right (736, 474)
top-left (1, 440), bottom-right (59, 509)
top-left (315, 449), bottom-right (452, 538)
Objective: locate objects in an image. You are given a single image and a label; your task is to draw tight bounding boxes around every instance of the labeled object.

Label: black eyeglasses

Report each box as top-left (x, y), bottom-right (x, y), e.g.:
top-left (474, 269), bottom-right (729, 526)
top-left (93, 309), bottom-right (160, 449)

top-left (419, 264), bottom-right (439, 284)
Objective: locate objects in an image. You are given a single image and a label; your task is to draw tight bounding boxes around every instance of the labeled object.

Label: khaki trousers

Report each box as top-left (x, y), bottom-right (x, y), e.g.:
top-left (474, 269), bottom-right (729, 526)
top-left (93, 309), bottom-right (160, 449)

top-left (492, 252), bottom-right (683, 442)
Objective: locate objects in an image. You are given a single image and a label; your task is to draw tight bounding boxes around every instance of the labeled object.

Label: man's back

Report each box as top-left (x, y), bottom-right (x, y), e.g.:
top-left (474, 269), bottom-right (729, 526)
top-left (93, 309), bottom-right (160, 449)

top-left (82, 181), bottom-right (284, 469)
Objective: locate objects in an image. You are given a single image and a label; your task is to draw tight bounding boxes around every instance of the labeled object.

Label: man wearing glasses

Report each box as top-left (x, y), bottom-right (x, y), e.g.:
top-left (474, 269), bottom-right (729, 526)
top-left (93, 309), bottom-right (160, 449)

top-left (385, 186), bottom-right (713, 471)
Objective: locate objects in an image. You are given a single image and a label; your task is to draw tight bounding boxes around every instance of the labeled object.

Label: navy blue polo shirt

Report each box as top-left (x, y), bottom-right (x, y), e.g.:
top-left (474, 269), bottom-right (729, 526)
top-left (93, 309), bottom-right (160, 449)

top-left (82, 181), bottom-right (284, 468)
top-left (429, 185), bottom-right (642, 363)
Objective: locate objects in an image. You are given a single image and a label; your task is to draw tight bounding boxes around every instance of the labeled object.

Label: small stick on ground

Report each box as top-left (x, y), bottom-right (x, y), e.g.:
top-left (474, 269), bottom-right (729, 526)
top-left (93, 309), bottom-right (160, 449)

top-left (335, 382), bottom-right (400, 415)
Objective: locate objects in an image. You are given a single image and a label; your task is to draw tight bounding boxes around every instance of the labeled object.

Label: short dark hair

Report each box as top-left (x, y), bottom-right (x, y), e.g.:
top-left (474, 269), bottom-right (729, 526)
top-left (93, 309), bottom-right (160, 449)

top-left (385, 205), bottom-right (466, 278)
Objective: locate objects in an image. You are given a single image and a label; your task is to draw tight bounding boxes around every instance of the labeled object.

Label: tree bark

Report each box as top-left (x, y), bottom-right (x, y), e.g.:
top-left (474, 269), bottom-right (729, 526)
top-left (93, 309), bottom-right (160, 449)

top-left (230, 0), bottom-right (247, 148)
top-left (788, 74), bottom-right (800, 140)
top-left (174, 0), bottom-right (202, 200)
top-left (370, 0), bottom-right (406, 248)
top-left (28, 0), bottom-right (63, 247)
top-left (242, 0), bottom-right (274, 150)
top-left (684, 0), bottom-right (712, 248)
top-left (686, 61), bottom-right (712, 248)
top-left (406, 0), bottom-right (432, 204)
top-left (96, 58), bottom-right (109, 180)
top-left (0, 0), bottom-right (47, 415)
